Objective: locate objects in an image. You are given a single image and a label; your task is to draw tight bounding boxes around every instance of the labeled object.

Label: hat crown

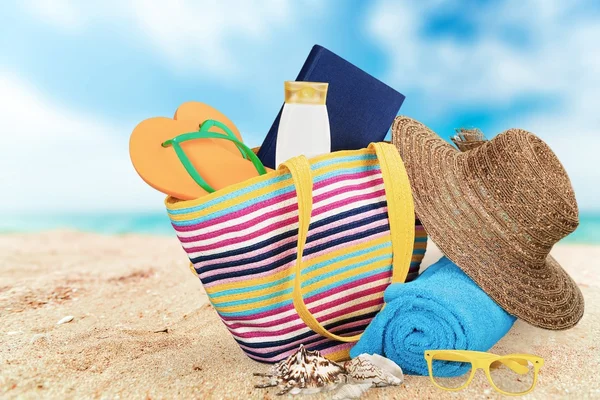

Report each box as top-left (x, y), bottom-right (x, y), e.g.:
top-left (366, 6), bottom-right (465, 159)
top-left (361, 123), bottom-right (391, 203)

top-left (462, 129), bottom-right (579, 263)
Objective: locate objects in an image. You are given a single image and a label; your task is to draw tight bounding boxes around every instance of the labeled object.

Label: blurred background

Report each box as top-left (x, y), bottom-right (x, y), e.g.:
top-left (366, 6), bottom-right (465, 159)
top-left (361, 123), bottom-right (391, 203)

top-left (0, 0), bottom-right (598, 242)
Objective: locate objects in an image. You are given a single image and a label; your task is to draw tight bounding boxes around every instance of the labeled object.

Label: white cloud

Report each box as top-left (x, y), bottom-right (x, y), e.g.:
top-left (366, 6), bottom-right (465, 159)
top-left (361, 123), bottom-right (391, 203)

top-left (367, 1), bottom-right (599, 110)
top-left (126, 0), bottom-right (293, 76)
top-left (0, 74), bottom-right (165, 212)
top-left (367, 0), bottom-right (600, 209)
top-left (20, 0), bottom-right (298, 77)
top-left (25, 0), bottom-right (84, 30)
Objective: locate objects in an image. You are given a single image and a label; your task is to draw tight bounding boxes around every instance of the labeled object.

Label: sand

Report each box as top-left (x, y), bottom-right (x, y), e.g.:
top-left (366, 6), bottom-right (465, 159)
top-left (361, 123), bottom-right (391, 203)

top-left (1, 231), bottom-right (599, 399)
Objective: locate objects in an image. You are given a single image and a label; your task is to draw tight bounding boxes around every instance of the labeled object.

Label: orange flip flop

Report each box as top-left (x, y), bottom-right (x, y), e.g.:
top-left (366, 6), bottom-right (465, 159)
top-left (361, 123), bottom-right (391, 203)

top-left (174, 101), bottom-right (244, 157)
top-left (130, 117), bottom-right (269, 200)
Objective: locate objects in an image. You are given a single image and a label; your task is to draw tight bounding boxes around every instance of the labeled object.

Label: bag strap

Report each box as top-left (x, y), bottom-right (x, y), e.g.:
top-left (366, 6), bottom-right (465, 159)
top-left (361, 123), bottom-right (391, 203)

top-left (281, 142), bottom-right (415, 343)
top-left (371, 142), bottom-right (416, 284)
top-left (162, 119), bottom-right (268, 193)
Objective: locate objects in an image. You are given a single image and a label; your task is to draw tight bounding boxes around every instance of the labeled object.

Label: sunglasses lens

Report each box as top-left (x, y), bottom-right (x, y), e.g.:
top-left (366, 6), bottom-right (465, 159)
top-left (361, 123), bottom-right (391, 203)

top-left (489, 358), bottom-right (535, 394)
top-left (431, 354), bottom-right (472, 389)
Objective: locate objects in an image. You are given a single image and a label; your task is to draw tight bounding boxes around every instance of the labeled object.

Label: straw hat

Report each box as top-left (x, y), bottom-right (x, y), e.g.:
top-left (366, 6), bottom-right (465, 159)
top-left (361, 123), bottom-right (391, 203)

top-left (391, 116), bottom-right (584, 330)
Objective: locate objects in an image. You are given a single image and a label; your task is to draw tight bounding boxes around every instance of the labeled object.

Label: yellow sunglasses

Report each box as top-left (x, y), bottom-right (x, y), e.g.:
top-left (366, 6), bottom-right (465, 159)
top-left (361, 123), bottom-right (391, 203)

top-left (424, 350), bottom-right (544, 396)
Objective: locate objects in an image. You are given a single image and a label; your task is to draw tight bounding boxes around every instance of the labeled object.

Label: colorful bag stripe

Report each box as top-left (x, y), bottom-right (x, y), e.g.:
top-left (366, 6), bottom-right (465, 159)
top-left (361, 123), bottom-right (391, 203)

top-left (166, 145), bottom-right (426, 363)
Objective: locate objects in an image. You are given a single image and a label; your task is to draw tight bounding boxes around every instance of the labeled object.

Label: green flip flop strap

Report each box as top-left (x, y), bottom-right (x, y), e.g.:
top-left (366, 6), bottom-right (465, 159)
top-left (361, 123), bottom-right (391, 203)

top-left (162, 120), bottom-right (267, 193)
top-left (198, 119), bottom-right (248, 159)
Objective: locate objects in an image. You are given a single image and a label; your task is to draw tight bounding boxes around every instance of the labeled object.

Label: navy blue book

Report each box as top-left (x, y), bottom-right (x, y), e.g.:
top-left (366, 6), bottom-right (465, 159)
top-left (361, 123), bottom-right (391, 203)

top-left (257, 44), bottom-right (405, 169)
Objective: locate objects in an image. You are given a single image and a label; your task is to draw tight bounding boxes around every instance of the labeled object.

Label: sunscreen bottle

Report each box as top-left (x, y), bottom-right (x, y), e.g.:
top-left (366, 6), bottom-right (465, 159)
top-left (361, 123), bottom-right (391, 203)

top-left (275, 81), bottom-right (331, 167)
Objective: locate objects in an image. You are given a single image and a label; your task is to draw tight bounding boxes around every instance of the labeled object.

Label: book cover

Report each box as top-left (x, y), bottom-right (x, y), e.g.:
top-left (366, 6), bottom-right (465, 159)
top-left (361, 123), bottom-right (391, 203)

top-left (257, 45), bottom-right (406, 168)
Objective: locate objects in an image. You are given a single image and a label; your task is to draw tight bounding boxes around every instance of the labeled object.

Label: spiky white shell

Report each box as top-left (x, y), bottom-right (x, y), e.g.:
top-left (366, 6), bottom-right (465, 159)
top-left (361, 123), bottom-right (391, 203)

top-left (279, 345), bottom-right (345, 388)
top-left (255, 345), bottom-right (346, 395)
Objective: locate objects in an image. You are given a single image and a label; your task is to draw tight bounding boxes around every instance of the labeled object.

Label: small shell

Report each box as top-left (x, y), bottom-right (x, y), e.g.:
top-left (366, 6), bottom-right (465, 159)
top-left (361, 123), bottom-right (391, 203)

top-left (57, 316), bottom-right (74, 325)
top-left (30, 333), bottom-right (49, 344)
top-left (344, 353), bottom-right (403, 387)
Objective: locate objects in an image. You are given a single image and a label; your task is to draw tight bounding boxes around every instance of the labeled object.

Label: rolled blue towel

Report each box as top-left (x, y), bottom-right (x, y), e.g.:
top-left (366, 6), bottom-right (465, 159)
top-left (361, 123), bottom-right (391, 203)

top-left (350, 256), bottom-right (516, 376)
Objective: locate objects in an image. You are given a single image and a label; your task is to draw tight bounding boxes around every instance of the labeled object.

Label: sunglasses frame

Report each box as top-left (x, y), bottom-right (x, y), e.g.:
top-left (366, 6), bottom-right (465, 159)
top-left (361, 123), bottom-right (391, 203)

top-left (424, 350), bottom-right (544, 396)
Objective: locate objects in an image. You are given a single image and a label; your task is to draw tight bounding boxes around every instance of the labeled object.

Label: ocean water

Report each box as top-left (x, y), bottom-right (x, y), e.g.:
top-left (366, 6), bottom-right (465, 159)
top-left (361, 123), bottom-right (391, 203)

top-left (0, 212), bottom-right (174, 236)
top-left (1, 211), bottom-right (599, 244)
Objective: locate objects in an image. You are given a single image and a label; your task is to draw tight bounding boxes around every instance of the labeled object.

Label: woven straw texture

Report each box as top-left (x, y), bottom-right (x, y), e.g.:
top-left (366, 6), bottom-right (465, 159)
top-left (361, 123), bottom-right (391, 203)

top-left (392, 116), bottom-right (584, 330)
top-left (166, 148), bottom-right (427, 363)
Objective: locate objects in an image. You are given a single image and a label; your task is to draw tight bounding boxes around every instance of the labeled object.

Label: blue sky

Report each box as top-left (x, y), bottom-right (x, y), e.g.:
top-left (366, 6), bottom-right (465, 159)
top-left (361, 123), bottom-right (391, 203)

top-left (1, 0), bottom-right (599, 212)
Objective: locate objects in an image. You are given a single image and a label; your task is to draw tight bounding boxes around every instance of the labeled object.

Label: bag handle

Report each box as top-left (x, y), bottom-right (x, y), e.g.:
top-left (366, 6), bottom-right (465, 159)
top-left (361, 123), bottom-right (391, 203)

top-left (280, 142), bottom-right (415, 343)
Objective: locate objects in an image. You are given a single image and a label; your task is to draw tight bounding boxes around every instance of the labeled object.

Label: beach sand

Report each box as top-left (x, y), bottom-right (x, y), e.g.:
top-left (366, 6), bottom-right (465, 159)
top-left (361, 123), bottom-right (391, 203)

top-left (1, 231), bottom-right (599, 399)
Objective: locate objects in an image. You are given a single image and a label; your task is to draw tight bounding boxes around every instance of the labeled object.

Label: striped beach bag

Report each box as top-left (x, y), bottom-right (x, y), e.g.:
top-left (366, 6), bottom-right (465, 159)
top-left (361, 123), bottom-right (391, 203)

top-left (166, 142), bottom-right (427, 363)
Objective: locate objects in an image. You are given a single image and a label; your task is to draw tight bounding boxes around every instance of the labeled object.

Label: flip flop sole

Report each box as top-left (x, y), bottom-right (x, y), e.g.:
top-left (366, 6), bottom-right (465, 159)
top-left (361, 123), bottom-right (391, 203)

top-left (130, 117), bottom-right (266, 200)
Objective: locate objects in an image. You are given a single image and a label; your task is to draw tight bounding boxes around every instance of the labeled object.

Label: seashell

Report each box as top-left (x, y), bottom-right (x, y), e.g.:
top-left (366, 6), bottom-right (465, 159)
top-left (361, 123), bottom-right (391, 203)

top-left (344, 353), bottom-right (404, 387)
top-left (57, 315), bottom-right (74, 325)
top-left (30, 333), bottom-right (50, 344)
top-left (254, 344), bottom-right (346, 395)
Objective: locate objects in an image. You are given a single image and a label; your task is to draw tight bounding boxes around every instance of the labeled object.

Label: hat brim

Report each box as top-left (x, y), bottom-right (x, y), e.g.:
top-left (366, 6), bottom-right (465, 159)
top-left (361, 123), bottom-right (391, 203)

top-left (392, 116), bottom-right (584, 330)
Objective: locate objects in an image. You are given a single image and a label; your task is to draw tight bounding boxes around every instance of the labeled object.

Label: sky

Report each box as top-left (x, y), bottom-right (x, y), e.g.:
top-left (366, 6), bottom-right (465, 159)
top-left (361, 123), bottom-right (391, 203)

top-left (0, 0), bottom-right (599, 213)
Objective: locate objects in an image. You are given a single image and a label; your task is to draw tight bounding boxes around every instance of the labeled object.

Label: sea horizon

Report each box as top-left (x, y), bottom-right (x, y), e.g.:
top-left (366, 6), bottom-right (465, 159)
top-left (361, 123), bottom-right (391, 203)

top-left (1, 210), bottom-right (599, 244)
